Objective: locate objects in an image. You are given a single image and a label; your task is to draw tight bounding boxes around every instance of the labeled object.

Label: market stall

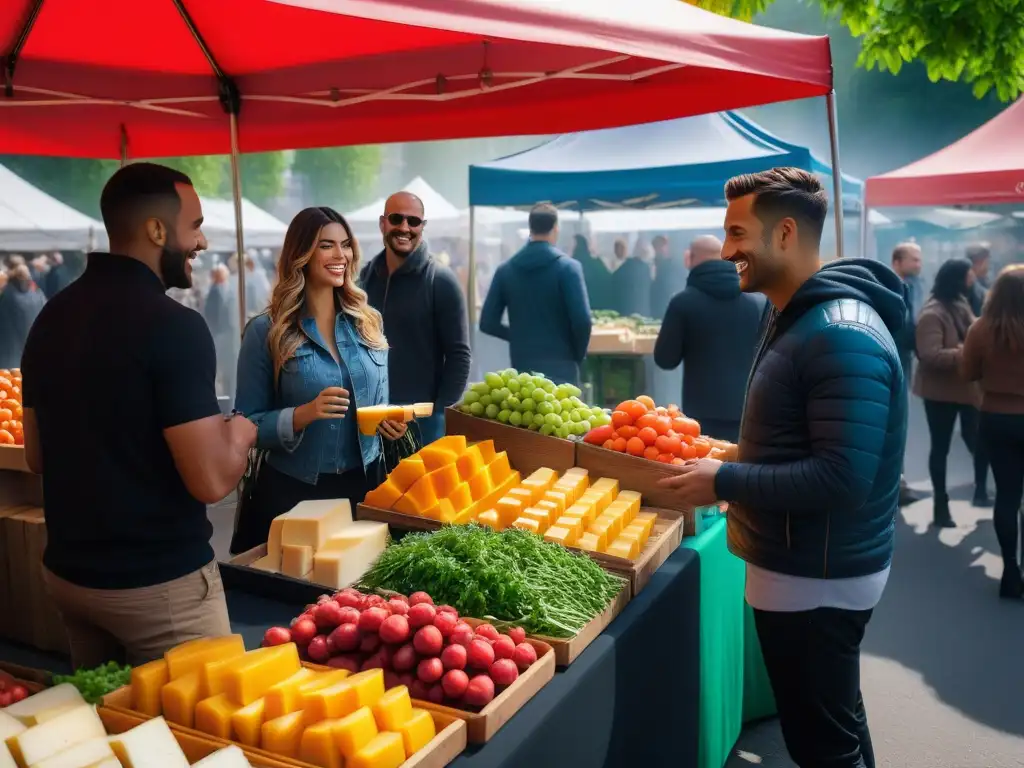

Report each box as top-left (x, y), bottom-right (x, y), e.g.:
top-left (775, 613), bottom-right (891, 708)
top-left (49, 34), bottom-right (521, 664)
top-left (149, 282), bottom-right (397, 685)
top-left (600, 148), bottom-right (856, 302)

top-left (0, 164), bottom-right (103, 252)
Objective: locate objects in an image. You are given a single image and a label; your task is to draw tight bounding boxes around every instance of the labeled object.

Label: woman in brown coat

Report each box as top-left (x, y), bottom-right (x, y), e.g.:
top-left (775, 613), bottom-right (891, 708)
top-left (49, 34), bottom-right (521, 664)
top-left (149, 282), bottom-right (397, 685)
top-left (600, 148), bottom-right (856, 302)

top-left (914, 258), bottom-right (989, 526)
top-left (961, 265), bottom-right (1024, 598)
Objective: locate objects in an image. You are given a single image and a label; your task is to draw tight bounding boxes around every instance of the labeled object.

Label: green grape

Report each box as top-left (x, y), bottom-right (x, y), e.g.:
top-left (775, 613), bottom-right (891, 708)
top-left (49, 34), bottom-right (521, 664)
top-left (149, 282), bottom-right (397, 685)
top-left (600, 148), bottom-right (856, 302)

top-left (479, 395), bottom-right (493, 407)
top-left (493, 387), bottom-right (511, 402)
top-left (571, 396), bottom-right (584, 408)
top-left (459, 404), bottom-right (473, 414)
top-left (500, 399), bottom-right (510, 410)
top-left (518, 372), bottom-right (531, 383)
top-left (521, 397), bottom-right (536, 412)
top-left (540, 423), bottom-right (556, 436)
top-left (497, 409), bottom-right (511, 423)
top-left (462, 390), bottom-right (481, 404)
top-left (506, 396), bottom-right (521, 411)
top-left (556, 424), bottom-right (572, 439)
top-left (578, 420), bottom-right (591, 433)
top-left (506, 379), bottom-right (521, 393)
top-left (551, 400), bottom-right (562, 415)
top-left (545, 413), bottom-right (563, 428)
top-left (565, 385), bottom-right (582, 398)
top-left (570, 409), bottom-right (583, 423)
top-left (528, 423), bottom-right (540, 431)
top-left (554, 385), bottom-right (570, 399)
top-left (537, 401), bottom-right (553, 416)
top-left (543, 391), bottom-right (556, 403)
top-left (472, 381), bottom-right (491, 395)
top-left (509, 411), bottom-right (523, 426)
top-left (541, 380), bottom-right (556, 393)
top-left (470, 402), bottom-right (485, 416)
top-left (502, 369), bottom-right (518, 382)
top-left (521, 410), bottom-right (535, 426)
top-left (484, 372), bottom-right (504, 389)
top-left (485, 404), bottom-right (499, 419)
top-left (533, 413), bottom-right (546, 427)
top-left (559, 398), bottom-right (573, 412)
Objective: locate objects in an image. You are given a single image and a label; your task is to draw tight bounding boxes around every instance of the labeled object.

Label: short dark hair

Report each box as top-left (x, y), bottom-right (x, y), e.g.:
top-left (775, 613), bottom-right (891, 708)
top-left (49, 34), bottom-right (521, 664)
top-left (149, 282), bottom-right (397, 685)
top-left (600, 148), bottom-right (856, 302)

top-left (891, 242), bottom-right (919, 264)
top-left (965, 242), bottom-right (990, 265)
top-left (931, 257), bottom-right (972, 304)
top-left (528, 203), bottom-right (558, 236)
top-left (724, 167), bottom-right (828, 246)
top-left (100, 162), bottom-right (192, 242)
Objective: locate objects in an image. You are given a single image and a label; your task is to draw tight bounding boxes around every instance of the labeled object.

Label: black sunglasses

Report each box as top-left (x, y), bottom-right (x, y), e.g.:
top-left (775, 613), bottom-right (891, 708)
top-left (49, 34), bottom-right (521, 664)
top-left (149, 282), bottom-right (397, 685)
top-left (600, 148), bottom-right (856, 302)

top-left (386, 213), bottom-right (425, 228)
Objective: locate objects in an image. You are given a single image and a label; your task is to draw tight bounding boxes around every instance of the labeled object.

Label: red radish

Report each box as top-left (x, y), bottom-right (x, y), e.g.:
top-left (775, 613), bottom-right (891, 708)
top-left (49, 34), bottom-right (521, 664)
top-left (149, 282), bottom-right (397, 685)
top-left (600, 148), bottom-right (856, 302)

top-left (489, 658), bottom-right (519, 687)
top-left (413, 625), bottom-right (443, 657)
top-left (317, 594), bottom-right (333, 604)
top-left (440, 643), bottom-right (467, 671)
top-left (410, 591), bottom-right (434, 606)
top-left (390, 593), bottom-right (410, 604)
top-left (361, 652), bottom-right (386, 671)
top-left (398, 673), bottom-right (415, 689)
top-left (313, 601), bottom-right (346, 630)
top-left (427, 684), bottom-right (446, 704)
top-left (0, 691), bottom-right (11, 708)
top-left (387, 599), bottom-right (410, 616)
top-left (407, 602), bottom-right (436, 629)
top-left (290, 618), bottom-right (317, 646)
top-left (8, 685), bottom-right (27, 704)
top-left (379, 614), bottom-right (411, 645)
top-left (383, 671), bottom-right (402, 690)
top-left (467, 639), bottom-right (495, 669)
top-left (437, 604), bottom-right (459, 618)
top-left (378, 645), bottom-right (395, 667)
top-left (336, 606), bottom-right (361, 626)
top-left (358, 607), bottom-right (389, 633)
top-left (363, 594), bottom-right (388, 610)
top-left (327, 655), bottom-right (361, 673)
top-left (475, 623), bottom-right (500, 642)
top-left (492, 634), bottom-right (516, 660)
top-left (306, 635), bottom-right (330, 663)
top-left (261, 626), bottom-right (291, 647)
top-left (432, 611), bottom-right (457, 638)
top-left (409, 680), bottom-right (430, 700)
top-left (463, 675), bottom-right (495, 708)
top-left (417, 657), bottom-right (444, 684)
top-left (392, 643), bottom-right (418, 672)
top-left (508, 627), bottom-right (526, 645)
top-left (328, 623), bottom-right (361, 653)
top-left (450, 628), bottom-right (474, 648)
top-left (442, 669), bottom-right (469, 699)
top-left (512, 642), bottom-right (537, 671)
top-left (451, 621), bottom-right (473, 636)
top-left (334, 591), bottom-right (363, 610)
top-left (359, 633), bottom-right (382, 655)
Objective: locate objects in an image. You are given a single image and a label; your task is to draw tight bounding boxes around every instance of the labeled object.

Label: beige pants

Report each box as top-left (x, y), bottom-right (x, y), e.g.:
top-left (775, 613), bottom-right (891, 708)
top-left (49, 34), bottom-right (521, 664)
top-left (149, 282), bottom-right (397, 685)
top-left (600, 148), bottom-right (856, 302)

top-left (43, 561), bottom-right (232, 669)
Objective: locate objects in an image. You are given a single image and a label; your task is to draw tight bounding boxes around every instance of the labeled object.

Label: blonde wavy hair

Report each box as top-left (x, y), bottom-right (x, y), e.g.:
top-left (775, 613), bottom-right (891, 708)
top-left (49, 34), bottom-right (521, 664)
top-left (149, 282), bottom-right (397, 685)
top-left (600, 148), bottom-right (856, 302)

top-left (267, 207), bottom-right (386, 386)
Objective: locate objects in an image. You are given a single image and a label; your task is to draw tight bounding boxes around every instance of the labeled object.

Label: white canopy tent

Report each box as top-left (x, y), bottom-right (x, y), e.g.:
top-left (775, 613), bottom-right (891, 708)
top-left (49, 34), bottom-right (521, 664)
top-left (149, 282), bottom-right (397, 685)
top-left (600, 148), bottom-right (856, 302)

top-left (347, 177), bottom-right (462, 238)
top-left (200, 197), bottom-right (289, 251)
top-left (0, 164), bottom-right (103, 252)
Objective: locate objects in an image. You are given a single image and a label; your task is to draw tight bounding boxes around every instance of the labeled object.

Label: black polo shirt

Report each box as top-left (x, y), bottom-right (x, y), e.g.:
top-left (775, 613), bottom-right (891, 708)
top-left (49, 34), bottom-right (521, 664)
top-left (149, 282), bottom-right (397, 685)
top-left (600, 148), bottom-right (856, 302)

top-left (21, 253), bottom-right (222, 589)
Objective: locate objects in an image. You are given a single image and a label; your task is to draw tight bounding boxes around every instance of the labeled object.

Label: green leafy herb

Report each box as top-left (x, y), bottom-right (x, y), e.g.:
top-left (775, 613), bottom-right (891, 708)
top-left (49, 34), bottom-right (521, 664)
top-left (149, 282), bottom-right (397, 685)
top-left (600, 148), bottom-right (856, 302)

top-left (358, 524), bottom-right (624, 638)
top-left (53, 661), bottom-right (132, 704)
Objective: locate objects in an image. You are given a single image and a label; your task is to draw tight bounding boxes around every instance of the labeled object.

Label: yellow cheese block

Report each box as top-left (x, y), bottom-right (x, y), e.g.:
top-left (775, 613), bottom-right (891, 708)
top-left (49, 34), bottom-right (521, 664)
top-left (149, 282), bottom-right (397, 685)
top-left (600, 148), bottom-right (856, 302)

top-left (396, 708), bottom-right (436, 758)
top-left (577, 530), bottom-right (607, 552)
top-left (455, 444), bottom-right (484, 482)
top-left (194, 694), bottom-right (241, 740)
top-left (580, 489), bottom-right (612, 515)
top-left (523, 506), bottom-right (554, 529)
top-left (541, 490), bottom-right (568, 515)
top-left (130, 659), bottom-right (168, 717)
top-left (345, 670), bottom-right (386, 710)
top-left (511, 516), bottom-right (540, 534)
top-left (495, 496), bottom-right (524, 528)
top-left (615, 490), bottom-right (642, 519)
top-left (590, 477), bottom-right (619, 496)
top-left (465, 470), bottom-right (520, 521)
top-left (446, 482), bottom-right (474, 514)
top-left (606, 536), bottom-right (640, 559)
top-left (278, 499), bottom-right (354, 551)
top-left (108, 716), bottom-right (189, 768)
top-left (467, 467), bottom-right (494, 502)
top-left (592, 513), bottom-right (622, 541)
top-left (224, 643), bottom-right (301, 706)
top-left (421, 497), bottom-right (455, 523)
top-left (281, 544), bottom-right (314, 579)
top-left (430, 435), bottom-right (468, 454)
top-left (553, 515), bottom-right (583, 540)
top-left (485, 452), bottom-right (513, 485)
top-left (543, 525), bottom-right (576, 547)
top-left (507, 487), bottom-right (534, 508)
top-left (162, 671), bottom-right (203, 728)
top-left (393, 474), bottom-right (438, 516)
top-left (524, 467), bottom-right (558, 489)
top-left (371, 686), bottom-right (412, 732)
top-left (263, 668), bottom-right (318, 721)
top-left (261, 711), bottom-right (305, 758)
top-left (553, 473), bottom-right (587, 504)
top-left (318, 521), bottom-right (389, 553)
top-left (475, 439), bottom-right (497, 464)
top-left (417, 444), bottom-right (459, 472)
top-left (6, 705), bottom-right (106, 768)
top-left (388, 457), bottom-right (426, 493)
top-left (332, 706), bottom-right (378, 759)
top-left (427, 463), bottom-right (460, 500)
top-left (349, 732), bottom-right (405, 768)
top-left (631, 511), bottom-right (657, 539)
top-left (298, 720), bottom-right (343, 768)
top-left (230, 697), bottom-right (266, 747)
top-left (362, 479), bottom-right (402, 510)
top-left (302, 680), bottom-right (359, 726)
top-left (312, 525), bottom-right (389, 590)
top-left (165, 636), bottom-right (245, 680)
top-left (618, 526), bottom-right (647, 550)
top-left (476, 509), bottom-right (501, 530)
top-left (564, 501), bottom-right (596, 527)
top-left (202, 647), bottom-right (278, 698)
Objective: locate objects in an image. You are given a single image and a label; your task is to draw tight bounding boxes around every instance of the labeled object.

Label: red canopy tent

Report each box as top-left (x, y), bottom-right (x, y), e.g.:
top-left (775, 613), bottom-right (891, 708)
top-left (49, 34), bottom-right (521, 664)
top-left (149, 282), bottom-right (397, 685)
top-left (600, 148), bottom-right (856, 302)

top-left (0, 0), bottom-right (840, 319)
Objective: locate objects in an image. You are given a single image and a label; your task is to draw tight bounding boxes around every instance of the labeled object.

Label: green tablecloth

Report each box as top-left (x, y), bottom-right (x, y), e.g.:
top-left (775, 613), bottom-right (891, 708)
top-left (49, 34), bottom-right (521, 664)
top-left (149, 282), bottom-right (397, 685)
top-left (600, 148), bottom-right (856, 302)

top-left (684, 516), bottom-right (777, 768)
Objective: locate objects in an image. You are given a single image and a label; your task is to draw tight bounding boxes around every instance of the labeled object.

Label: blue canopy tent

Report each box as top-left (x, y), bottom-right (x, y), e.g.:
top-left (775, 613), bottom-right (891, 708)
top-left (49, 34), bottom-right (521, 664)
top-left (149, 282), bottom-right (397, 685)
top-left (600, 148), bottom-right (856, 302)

top-left (468, 110), bottom-right (862, 211)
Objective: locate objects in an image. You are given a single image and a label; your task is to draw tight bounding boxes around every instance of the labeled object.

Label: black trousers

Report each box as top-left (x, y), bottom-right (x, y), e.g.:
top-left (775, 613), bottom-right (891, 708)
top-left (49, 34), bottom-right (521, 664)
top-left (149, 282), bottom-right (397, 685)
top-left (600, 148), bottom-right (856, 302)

top-left (230, 460), bottom-right (380, 555)
top-left (922, 399), bottom-right (989, 498)
top-left (755, 607), bottom-right (875, 768)
top-left (980, 412), bottom-right (1024, 569)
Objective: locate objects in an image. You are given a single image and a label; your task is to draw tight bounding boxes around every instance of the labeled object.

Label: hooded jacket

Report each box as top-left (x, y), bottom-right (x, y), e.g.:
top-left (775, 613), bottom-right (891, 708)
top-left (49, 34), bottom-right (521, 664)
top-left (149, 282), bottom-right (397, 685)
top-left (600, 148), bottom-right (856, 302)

top-left (653, 259), bottom-right (764, 423)
top-left (714, 258), bottom-right (908, 579)
top-left (479, 240), bottom-right (592, 386)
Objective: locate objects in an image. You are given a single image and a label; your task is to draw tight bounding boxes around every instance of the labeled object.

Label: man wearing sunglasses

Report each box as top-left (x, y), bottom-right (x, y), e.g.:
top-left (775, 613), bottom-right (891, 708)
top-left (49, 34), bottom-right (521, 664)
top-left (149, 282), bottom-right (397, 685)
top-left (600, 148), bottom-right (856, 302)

top-left (360, 191), bottom-right (472, 445)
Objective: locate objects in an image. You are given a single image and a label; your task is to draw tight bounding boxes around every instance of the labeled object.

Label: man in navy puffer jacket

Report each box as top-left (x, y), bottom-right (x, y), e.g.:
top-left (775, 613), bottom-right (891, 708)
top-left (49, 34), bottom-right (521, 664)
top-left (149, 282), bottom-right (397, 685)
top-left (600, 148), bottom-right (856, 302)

top-left (661, 168), bottom-right (907, 768)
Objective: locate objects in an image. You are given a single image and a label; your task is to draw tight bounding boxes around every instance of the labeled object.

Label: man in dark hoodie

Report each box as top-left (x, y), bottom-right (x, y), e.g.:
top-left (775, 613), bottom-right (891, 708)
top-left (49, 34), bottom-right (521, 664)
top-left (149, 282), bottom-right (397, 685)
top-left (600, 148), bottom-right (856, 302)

top-left (660, 168), bottom-right (907, 768)
top-left (360, 191), bottom-right (472, 445)
top-left (653, 234), bottom-right (763, 442)
top-left (480, 204), bottom-right (592, 385)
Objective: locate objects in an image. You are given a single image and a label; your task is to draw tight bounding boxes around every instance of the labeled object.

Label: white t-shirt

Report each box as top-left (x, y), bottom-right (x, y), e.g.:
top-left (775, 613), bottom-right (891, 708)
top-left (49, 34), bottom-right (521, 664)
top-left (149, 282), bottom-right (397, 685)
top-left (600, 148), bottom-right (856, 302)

top-left (746, 562), bottom-right (890, 612)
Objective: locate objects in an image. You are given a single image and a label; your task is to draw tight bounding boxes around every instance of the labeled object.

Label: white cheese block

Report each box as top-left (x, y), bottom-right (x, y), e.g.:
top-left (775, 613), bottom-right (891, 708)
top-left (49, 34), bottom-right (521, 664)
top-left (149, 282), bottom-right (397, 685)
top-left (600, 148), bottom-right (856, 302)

top-left (190, 745), bottom-right (253, 768)
top-left (29, 737), bottom-right (114, 768)
top-left (278, 499), bottom-right (353, 550)
top-left (311, 526), bottom-right (388, 589)
top-left (4, 684), bottom-right (85, 727)
top-left (0, 712), bottom-right (25, 768)
top-left (317, 521), bottom-right (389, 552)
top-left (107, 716), bottom-right (188, 768)
top-left (6, 705), bottom-right (105, 768)
top-left (280, 544), bottom-right (313, 579)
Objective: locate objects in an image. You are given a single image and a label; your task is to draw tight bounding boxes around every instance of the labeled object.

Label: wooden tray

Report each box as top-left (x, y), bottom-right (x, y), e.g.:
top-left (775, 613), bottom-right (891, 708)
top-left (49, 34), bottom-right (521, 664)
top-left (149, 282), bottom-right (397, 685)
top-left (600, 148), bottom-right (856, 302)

top-left (0, 661), bottom-right (47, 694)
top-left (101, 687), bottom-right (467, 768)
top-left (416, 638), bottom-right (555, 744)
top-left (220, 544), bottom-right (348, 605)
top-left (575, 442), bottom-right (697, 534)
top-left (444, 408), bottom-right (576, 477)
top-left (0, 445), bottom-right (28, 473)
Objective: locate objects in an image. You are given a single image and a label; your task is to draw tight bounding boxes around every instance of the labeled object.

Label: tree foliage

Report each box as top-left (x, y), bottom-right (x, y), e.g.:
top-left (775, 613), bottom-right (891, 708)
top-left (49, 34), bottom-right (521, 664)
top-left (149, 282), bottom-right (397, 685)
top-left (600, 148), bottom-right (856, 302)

top-left (689, 0), bottom-right (1024, 100)
top-left (291, 146), bottom-right (383, 210)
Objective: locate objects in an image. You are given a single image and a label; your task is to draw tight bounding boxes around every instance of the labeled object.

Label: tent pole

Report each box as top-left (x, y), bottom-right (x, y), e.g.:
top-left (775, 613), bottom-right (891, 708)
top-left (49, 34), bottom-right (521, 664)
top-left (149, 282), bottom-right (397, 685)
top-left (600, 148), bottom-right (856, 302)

top-left (119, 124), bottom-right (128, 168)
top-left (229, 111), bottom-right (247, 334)
top-left (825, 91), bottom-right (845, 259)
top-left (859, 202), bottom-right (869, 259)
top-left (467, 206), bottom-right (477, 351)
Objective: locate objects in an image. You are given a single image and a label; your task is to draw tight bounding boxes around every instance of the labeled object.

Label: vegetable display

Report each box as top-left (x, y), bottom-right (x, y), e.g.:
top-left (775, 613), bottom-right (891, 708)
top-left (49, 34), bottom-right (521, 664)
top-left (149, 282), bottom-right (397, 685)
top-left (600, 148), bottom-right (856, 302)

top-left (591, 310), bottom-right (661, 335)
top-left (355, 525), bottom-right (623, 638)
top-left (52, 661), bottom-right (132, 704)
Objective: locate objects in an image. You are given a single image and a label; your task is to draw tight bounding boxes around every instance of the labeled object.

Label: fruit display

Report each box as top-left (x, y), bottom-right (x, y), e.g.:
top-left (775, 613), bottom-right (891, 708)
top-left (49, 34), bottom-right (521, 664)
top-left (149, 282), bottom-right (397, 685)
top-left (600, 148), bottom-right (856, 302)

top-left (582, 396), bottom-right (738, 463)
top-left (357, 525), bottom-right (623, 639)
top-left (0, 368), bottom-right (24, 446)
top-left (591, 310), bottom-right (661, 336)
top-left (52, 662), bottom-right (132, 704)
top-left (0, 682), bottom-right (250, 767)
top-left (362, 435), bottom-right (522, 524)
top-left (456, 370), bottom-right (611, 439)
top-left (128, 635), bottom-right (440, 765)
top-left (588, 312), bottom-right (660, 354)
top-left (263, 588), bottom-right (541, 713)
top-left (247, 499), bottom-right (390, 589)
top-left (356, 403), bottom-right (434, 436)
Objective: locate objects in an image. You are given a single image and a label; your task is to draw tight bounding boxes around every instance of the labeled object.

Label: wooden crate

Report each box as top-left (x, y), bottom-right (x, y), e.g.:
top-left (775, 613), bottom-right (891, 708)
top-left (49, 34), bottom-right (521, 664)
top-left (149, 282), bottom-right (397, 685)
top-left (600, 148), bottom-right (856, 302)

top-left (220, 545), bottom-right (343, 605)
top-left (0, 446), bottom-right (28, 472)
top-left (0, 504), bottom-right (30, 641)
top-left (0, 660), bottom-right (48, 694)
top-left (101, 687), bottom-right (467, 768)
top-left (444, 408), bottom-right (576, 477)
top-left (575, 442), bottom-right (697, 534)
top-left (417, 638), bottom-right (555, 743)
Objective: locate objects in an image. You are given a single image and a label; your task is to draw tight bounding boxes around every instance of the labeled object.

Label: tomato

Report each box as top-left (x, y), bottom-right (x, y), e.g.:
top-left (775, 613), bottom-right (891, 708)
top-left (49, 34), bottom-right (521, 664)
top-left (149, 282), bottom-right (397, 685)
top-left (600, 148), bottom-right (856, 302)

top-left (653, 416), bottom-right (673, 435)
top-left (666, 404), bottom-right (681, 416)
top-left (655, 406), bottom-right (668, 416)
top-left (679, 443), bottom-right (697, 460)
top-left (693, 439), bottom-right (711, 457)
top-left (611, 410), bottom-right (633, 428)
top-left (656, 453), bottom-right (675, 463)
top-left (635, 413), bottom-right (660, 431)
top-left (602, 439), bottom-right (615, 450)
top-left (0, 690), bottom-right (11, 708)
top-left (655, 434), bottom-right (682, 456)
top-left (611, 437), bottom-right (628, 452)
top-left (637, 427), bottom-right (659, 446)
top-left (643, 446), bottom-right (660, 461)
top-left (616, 425), bottom-right (639, 440)
top-left (636, 395), bottom-right (656, 410)
top-left (673, 417), bottom-right (701, 437)
top-left (584, 424), bottom-right (614, 445)
top-left (625, 437), bottom-right (646, 456)
top-left (617, 400), bottom-right (649, 422)
top-left (671, 457), bottom-right (687, 466)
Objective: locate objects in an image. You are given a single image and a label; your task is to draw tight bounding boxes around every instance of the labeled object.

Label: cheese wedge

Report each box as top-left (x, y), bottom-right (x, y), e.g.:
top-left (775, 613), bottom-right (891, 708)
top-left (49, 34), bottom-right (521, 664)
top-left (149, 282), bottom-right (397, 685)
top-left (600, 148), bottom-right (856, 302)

top-left (0, 711), bottom-right (24, 768)
top-left (130, 659), bottom-right (169, 717)
top-left (223, 643), bottom-right (301, 706)
top-left (2, 683), bottom-right (84, 727)
top-left (312, 526), bottom-right (388, 590)
top-left (191, 745), bottom-right (253, 768)
top-left (278, 499), bottom-right (354, 550)
top-left (107, 716), bottom-right (189, 768)
top-left (29, 737), bottom-right (113, 768)
top-left (165, 636), bottom-right (245, 680)
top-left (280, 544), bottom-right (314, 579)
top-left (6, 705), bottom-right (105, 768)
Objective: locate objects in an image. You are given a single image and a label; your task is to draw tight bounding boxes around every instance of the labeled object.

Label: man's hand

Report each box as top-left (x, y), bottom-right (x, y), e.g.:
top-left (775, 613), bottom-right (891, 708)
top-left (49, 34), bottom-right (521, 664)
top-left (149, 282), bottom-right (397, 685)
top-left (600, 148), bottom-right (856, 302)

top-left (657, 458), bottom-right (723, 507)
top-left (378, 419), bottom-right (408, 441)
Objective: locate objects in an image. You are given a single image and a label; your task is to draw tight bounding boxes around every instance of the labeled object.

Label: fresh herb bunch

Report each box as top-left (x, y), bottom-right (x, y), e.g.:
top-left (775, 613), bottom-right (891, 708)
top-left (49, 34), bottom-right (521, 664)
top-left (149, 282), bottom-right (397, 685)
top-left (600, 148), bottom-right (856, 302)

top-left (53, 661), bottom-right (131, 704)
top-left (358, 524), bottom-right (624, 638)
